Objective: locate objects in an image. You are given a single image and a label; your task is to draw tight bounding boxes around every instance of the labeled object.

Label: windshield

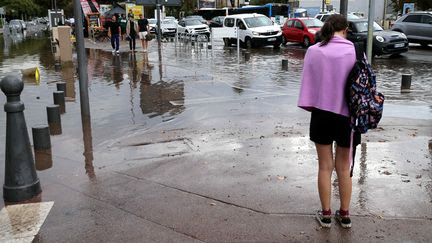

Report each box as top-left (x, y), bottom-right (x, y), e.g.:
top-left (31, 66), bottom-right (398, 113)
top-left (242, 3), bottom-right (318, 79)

top-left (148, 19), bottom-right (156, 24)
top-left (185, 19), bottom-right (202, 26)
top-left (162, 20), bottom-right (175, 25)
top-left (244, 16), bottom-right (273, 28)
top-left (302, 18), bottom-right (323, 28)
top-left (354, 21), bottom-right (383, 32)
top-left (10, 20), bottom-right (20, 24)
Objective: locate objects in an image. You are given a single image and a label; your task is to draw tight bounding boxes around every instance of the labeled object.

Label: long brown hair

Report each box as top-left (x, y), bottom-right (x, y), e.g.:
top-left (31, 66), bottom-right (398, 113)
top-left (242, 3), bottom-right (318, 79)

top-left (319, 14), bottom-right (348, 46)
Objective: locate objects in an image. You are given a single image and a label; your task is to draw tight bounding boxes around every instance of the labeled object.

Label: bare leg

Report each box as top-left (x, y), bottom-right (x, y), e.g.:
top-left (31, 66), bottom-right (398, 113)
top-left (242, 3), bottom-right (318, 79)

top-left (335, 145), bottom-right (352, 211)
top-left (315, 143), bottom-right (334, 211)
top-left (144, 40), bottom-right (148, 51)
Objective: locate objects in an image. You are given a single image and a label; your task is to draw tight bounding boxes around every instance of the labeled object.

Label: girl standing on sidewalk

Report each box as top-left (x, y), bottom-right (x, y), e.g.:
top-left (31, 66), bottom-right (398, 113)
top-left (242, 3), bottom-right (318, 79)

top-left (298, 14), bottom-right (360, 229)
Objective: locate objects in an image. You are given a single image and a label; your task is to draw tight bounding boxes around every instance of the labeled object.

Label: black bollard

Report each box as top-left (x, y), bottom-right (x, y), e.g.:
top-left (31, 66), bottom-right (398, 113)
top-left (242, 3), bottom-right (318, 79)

top-left (208, 44), bottom-right (212, 50)
top-left (56, 82), bottom-right (66, 93)
top-left (401, 74), bottom-right (411, 93)
top-left (1, 75), bottom-right (42, 202)
top-left (32, 125), bottom-right (53, 171)
top-left (54, 62), bottom-right (61, 71)
top-left (53, 91), bottom-right (65, 113)
top-left (47, 105), bottom-right (62, 135)
top-left (282, 59), bottom-right (288, 70)
top-left (244, 52), bottom-right (251, 62)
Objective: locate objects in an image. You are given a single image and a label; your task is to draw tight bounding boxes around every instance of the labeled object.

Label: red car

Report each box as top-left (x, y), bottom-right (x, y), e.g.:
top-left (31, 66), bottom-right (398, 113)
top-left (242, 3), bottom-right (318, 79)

top-left (282, 17), bottom-right (324, 47)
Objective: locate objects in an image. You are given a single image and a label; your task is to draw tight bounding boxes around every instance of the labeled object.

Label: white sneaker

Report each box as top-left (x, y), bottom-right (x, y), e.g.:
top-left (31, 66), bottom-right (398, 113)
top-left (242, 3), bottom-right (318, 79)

top-left (116, 50), bottom-right (120, 54)
top-left (112, 50), bottom-right (115, 53)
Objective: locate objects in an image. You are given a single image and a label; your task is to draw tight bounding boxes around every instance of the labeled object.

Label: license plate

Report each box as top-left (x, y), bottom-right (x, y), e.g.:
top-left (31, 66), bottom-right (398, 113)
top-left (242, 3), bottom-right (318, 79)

top-left (267, 38), bottom-right (276, 41)
top-left (395, 43), bottom-right (405, 48)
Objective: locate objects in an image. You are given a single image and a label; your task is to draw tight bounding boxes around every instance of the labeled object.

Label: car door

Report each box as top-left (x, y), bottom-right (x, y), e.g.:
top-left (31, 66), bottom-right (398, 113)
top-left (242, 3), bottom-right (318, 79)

top-left (236, 19), bottom-right (247, 42)
top-left (420, 14), bottom-right (432, 41)
top-left (283, 20), bottom-right (294, 41)
top-left (293, 20), bottom-right (304, 42)
top-left (401, 14), bottom-right (422, 38)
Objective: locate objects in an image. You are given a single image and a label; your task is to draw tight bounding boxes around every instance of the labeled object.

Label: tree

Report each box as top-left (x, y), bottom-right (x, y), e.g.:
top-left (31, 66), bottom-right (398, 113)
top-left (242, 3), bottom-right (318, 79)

top-left (0, 0), bottom-right (40, 18)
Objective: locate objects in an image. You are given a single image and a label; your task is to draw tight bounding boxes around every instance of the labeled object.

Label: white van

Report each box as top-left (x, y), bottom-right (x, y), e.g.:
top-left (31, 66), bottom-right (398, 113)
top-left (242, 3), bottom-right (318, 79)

top-left (222, 14), bottom-right (282, 48)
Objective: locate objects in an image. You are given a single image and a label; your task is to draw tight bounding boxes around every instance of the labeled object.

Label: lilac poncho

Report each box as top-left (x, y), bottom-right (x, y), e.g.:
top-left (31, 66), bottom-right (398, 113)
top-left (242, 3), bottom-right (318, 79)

top-left (298, 36), bottom-right (356, 117)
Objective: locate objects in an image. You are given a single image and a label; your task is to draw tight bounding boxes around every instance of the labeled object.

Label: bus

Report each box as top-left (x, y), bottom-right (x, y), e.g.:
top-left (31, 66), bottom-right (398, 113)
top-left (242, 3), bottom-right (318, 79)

top-left (194, 3), bottom-right (292, 20)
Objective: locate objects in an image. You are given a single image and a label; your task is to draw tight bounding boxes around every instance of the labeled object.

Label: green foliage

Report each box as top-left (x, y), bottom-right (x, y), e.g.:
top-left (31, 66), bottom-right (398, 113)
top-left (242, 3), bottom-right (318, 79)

top-left (0, 0), bottom-right (40, 17)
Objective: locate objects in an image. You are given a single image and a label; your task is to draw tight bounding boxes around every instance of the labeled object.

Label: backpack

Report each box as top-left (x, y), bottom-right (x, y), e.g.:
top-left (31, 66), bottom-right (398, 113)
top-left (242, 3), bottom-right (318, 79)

top-left (346, 43), bottom-right (384, 134)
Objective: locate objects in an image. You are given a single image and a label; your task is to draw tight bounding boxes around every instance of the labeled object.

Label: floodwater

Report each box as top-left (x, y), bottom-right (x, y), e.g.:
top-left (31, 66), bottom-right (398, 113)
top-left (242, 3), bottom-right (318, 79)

top-left (0, 30), bottom-right (431, 223)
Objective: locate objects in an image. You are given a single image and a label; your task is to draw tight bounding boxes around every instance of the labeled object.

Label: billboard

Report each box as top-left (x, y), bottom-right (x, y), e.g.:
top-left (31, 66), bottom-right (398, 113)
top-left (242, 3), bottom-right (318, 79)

top-left (126, 3), bottom-right (144, 20)
top-left (403, 3), bottom-right (414, 15)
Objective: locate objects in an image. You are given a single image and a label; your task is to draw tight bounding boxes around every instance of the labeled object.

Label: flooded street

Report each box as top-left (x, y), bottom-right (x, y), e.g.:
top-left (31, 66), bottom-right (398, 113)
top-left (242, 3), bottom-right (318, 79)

top-left (0, 31), bottom-right (431, 242)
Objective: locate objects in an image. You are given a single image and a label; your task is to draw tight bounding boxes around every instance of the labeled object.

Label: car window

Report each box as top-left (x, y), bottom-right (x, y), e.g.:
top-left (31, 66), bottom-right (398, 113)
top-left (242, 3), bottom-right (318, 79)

top-left (421, 15), bottom-right (432, 24)
top-left (237, 19), bottom-right (246, 29)
top-left (321, 15), bottom-right (329, 22)
top-left (244, 16), bottom-right (273, 28)
top-left (348, 22), bottom-right (357, 32)
top-left (302, 18), bottom-right (324, 28)
top-left (185, 19), bottom-right (202, 26)
top-left (316, 15), bottom-right (322, 21)
top-left (294, 21), bottom-right (303, 29)
top-left (286, 20), bottom-right (293, 27)
top-left (225, 18), bottom-right (235, 27)
top-left (403, 15), bottom-right (422, 23)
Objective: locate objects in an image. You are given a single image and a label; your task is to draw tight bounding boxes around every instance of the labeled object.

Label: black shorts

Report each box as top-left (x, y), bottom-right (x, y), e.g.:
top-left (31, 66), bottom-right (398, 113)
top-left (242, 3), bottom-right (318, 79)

top-left (310, 109), bottom-right (360, 148)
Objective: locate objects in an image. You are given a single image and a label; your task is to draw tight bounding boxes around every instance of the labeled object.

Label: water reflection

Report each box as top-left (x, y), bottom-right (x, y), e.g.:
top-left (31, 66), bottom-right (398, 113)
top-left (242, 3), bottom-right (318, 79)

top-left (357, 143), bottom-right (368, 211)
top-left (61, 62), bottom-right (76, 101)
top-left (82, 116), bottom-right (95, 179)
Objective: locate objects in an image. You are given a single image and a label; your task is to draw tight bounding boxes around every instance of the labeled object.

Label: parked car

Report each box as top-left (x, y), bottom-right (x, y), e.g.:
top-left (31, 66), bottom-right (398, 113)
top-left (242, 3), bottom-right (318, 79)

top-left (222, 14), bottom-right (282, 48)
top-left (184, 15), bottom-right (207, 24)
top-left (282, 17), bottom-right (323, 47)
top-left (177, 19), bottom-right (210, 37)
top-left (9, 20), bottom-right (23, 33)
top-left (315, 12), bottom-right (360, 22)
top-left (391, 11), bottom-right (432, 47)
top-left (160, 19), bottom-right (178, 37)
top-left (148, 19), bottom-right (157, 34)
top-left (209, 16), bottom-right (225, 28)
top-left (347, 19), bottom-right (408, 56)
top-left (164, 16), bottom-right (178, 23)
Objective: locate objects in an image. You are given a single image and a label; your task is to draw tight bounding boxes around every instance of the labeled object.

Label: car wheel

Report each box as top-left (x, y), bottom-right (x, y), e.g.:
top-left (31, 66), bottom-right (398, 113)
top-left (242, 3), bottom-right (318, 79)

top-left (303, 37), bottom-right (311, 48)
top-left (223, 38), bottom-right (231, 47)
top-left (282, 36), bottom-right (287, 45)
top-left (246, 38), bottom-right (253, 49)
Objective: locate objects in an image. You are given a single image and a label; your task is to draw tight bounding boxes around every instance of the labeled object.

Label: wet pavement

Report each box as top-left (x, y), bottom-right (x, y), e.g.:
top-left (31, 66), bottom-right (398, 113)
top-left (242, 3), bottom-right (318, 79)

top-left (0, 31), bottom-right (431, 242)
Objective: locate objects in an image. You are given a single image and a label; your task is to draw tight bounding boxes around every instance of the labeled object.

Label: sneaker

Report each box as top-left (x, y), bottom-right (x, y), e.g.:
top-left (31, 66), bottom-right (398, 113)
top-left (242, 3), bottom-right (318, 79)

top-left (316, 210), bottom-right (331, 228)
top-left (335, 210), bottom-right (352, 228)
top-left (116, 50), bottom-right (120, 54)
top-left (111, 50), bottom-right (115, 53)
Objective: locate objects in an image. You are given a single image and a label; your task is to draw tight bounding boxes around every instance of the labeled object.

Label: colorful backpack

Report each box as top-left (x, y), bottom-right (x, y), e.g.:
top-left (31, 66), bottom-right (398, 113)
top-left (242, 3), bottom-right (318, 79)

top-left (346, 43), bottom-right (385, 134)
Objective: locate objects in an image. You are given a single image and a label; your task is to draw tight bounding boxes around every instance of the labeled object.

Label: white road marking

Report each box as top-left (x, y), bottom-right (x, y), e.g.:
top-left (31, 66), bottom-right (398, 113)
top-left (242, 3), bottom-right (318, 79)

top-left (0, 201), bottom-right (54, 243)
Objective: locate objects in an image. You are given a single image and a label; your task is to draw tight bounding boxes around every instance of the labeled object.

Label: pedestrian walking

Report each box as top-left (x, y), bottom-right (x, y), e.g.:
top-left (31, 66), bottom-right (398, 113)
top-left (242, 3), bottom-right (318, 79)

top-left (297, 14), bottom-right (360, 229)
top-left (107, 15), bottom-right (121, 54)
top-left (119, 14), bottom-right (127, 40)
top-left (138, 14), bottom-right (149, 52)
top-left (126, 15), bottom-right (139, 52)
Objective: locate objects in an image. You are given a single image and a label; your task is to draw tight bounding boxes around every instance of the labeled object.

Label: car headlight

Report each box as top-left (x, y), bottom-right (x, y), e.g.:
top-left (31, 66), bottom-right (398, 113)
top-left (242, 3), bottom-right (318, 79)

top-left (309, 29), bottom-right (317, 34)
top-left (399, 32), bottom-right (407, 39)
top-left (252, 31), bottom-right (259, 36)
top-left (376, 36), bottom-right (384, 42)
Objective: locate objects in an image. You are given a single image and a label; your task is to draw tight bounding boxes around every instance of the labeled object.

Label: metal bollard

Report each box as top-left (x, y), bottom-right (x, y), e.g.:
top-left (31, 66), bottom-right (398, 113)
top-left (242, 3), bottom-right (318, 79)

top-left (208, 44), bottom-right (212, 49)
top-left (32, 125), bottom-right (53, 171)
top-left (244, 52), bottom-right (251, 62)
top-left (54, 61), bottom-right (61, 71)
top-left (282, 59), bottom-right (288, 70)
top-left (56, 82), bottom-right (66, 93)
top-left (53, 91), bottom-right (65, 113)
top-left (401, 74), bottom-right (411, 93)
top-left (47, 105), bottom-right (62, 135)
top-left (1, 75), bottom-right (42, 202)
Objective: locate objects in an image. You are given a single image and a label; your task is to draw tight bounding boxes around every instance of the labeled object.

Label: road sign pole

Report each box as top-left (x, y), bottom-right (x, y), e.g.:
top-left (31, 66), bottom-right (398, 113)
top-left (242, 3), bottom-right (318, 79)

top-left (367, 0), bottom-right (375, 63)
top-left (156, 0), bottom-right (161, 44)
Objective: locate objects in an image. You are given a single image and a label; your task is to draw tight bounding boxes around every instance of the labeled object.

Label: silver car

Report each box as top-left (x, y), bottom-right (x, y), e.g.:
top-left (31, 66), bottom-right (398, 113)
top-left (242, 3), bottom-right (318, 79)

top-left (391, 12), bottom-right (432, 47)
